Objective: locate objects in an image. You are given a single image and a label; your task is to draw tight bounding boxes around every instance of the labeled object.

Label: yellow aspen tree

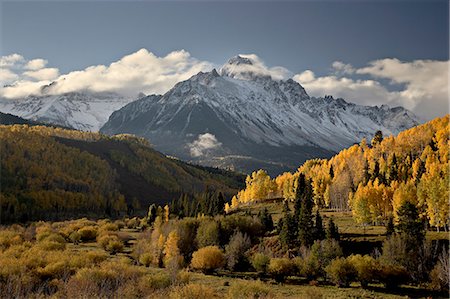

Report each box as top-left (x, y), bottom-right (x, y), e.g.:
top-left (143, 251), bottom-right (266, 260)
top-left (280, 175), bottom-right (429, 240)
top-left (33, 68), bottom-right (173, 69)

top-left (163, 230), bottom-right (183, 268)
top-left (164, 205), bottom-right (170, 222)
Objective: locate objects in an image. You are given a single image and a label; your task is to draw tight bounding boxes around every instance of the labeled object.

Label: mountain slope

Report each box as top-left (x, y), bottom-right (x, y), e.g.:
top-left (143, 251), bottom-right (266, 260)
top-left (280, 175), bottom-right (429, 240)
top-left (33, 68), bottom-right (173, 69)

top-left (0, 92), bottom-right (134, 131)
top-left (101, 55), bottom-right (419, 175)
top-left (0, 124), bottom-right (244, 223)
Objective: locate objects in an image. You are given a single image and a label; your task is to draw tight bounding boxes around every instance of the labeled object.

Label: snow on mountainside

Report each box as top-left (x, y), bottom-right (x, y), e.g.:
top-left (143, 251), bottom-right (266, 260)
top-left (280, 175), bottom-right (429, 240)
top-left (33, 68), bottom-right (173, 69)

top-left (0, 92), bottom-right (133, 131)
top-left (101, 55), bottom-right (419, 175)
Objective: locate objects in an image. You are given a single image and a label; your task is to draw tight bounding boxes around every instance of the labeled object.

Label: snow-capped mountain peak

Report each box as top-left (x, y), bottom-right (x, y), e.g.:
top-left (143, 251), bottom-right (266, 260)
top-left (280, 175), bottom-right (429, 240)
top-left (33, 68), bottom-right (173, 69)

top-left (220, 55), bottom-right (272, 81)
top-left (101, 61), bottom-right (419, 174)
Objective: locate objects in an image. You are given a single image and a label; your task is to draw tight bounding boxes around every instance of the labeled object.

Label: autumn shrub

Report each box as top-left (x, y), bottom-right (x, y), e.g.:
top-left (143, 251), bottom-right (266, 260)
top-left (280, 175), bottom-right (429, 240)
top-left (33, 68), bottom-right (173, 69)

top-left (139, 272), bottom-right (172, 290)
top-left (429, 250), bottom-right (449, 292)
top-left (66, 259), bottom-right (145, 297)
top-left (77, 226), bottom-right (98, 242)
top-left (291, 256), bottom-right (305, 276)
top-left (68, 231), bottom-right (81, 244)
top-left (38, 232), bottom-right (66, 244)
top-left (36, 261), bottom-right (72, 281)
top-left (115, 220), bottom-right (126, 229)
top-left (176, 269), bottom-right (191, 285)
top-left (35, 223), bottom-right (53, 241)
top-left (176, 218), bottom-right (200, 261)
top-left (126, 217), bottom-right (140, 229)
top-left (0, 230), bottom-right (23, 250)
top-left (376, 263), bottom-right (409, 289)
top-left (225, 231), bottom-right (252, 271)
top-left (191, 246), bottom-right (225, 274)
top-left (97, 234), bottom-right (118, 249)
top-left (196, 220), bottom-right (220, 248)
top-left (226, 280), bottom-right (273, 299)
top-left (299, 239), bottom-right (342, 279)
top-left (348, 254), bottom-right (378, 288)
top-left (106, 239), bottom-right (124, 254)
top-left (268, 258), bottom-right (295, 282)
top-left (251, 253), bottom-right (271, 273)
top-left (83, 251), bottom-right (109, 265)
top-left (219, 215), bottom-right (264, 244)
top-left (139, 253), bottom-right (153, 267)
top-left (169, 283), bottom-right (218, 299)
top-left (99, 222), bottom-right (119, 233)
top-left (325, 257), bottom-right (357, 287)
top-left (36, 240), bottom-right (66, 251)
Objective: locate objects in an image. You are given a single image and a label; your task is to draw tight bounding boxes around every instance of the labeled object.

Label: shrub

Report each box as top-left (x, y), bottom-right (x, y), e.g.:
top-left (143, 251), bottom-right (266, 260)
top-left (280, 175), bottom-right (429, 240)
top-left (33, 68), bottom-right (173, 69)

top-left (36, 240), bottom-right (66, 251)
top-left (169, 283), bottom-right (218, 299)
top-left (97, 234), bottom-right (119, 249)
top-left (251, 253), bottom-right (270, 273)
top-left (106, 239), bottom-right (124, 254)
top-left (36, 261), bottom-right (71, 280)
top-left (39, 233), bottom-right (66, 244)
top-left (348, 254), bottom-right (378, 288)
top-left (325, 257), bottom-right (357, 287)
top-left (0, 230), bottom-right (23, 250)
top-left (429, 250), bottom-right (449, 292)
top-left (191, 246), bottom-right (225, 274)
top-left (68, 231), bottom-right (81, 244)
top-left (226, 280), bottom-right (273, 299)
top-left (225, 231), bottom-right (251, 271)
top-left (84, 251), bottom-right (109, 265)
top-left (176, 269), bottom-right (191, 285)
top-left (99, 222), bottom-right (119, 232)
top-left (139, 272), bottom-right (172, 290)
top-left (77, 226), bottom-right (98, 242)
top-left (268, 258), bottom-right (295, 282)
top-left (292, 256), bottom-right (305, 276)
top-left (139, 253), bottom-right (153, 267)
top-left (126, 217), bottom-right (140, 229)
top-left (377, 263), bottom-right (409, 289)
top-left (196, 220), bottom-right (220, 248)
top-left (302, 239), bottom-right (342, 279)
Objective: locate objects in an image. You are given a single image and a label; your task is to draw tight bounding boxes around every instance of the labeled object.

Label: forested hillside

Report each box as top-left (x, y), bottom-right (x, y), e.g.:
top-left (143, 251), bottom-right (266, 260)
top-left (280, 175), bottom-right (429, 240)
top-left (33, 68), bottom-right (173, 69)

top-left (0, 125), bottom-right (244, 223)
top-left (229, 115), bottom-right (449, 231)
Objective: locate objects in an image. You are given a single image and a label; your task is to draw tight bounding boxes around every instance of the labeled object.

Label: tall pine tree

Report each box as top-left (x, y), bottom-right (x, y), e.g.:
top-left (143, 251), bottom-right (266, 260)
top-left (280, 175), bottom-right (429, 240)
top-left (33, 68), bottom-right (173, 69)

top-left (313, 210), bottom-right (325, 241)
top-left (298, 177), bottom-right (314, 247)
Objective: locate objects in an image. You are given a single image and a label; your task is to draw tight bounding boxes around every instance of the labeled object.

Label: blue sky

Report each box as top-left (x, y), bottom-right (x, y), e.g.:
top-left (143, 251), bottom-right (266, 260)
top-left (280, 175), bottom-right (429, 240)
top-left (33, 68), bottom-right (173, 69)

top-left (2, 1), bottom-right (448, 74)
top-left (0, 0), bottom-right (448, 120)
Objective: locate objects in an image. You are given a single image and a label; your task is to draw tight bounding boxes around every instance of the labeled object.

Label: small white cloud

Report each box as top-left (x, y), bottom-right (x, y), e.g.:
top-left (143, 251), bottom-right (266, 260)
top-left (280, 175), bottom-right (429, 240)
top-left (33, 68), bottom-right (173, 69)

top-left (23, 68), bottom-right (59, 81)
top-left (0, 54), bottom-right (24, 68)
top-left (188, 133), bottom-right (222, 157)
top-left (24, 59), bottom-right (48, 70)
top-left (294, 70), bottom-right (315, 83)
top-left (221, 54), bottom-right (291, 81)
top-left (332, 61), bottom-right (355, 74)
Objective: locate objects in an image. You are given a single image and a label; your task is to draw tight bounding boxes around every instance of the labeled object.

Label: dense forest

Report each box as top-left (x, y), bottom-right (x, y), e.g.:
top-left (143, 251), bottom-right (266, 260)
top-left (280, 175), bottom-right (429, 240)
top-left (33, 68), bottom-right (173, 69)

top-left (0, 124), bottom-right (244, 223)
top-left (229, 115), bottom-right (449, 231)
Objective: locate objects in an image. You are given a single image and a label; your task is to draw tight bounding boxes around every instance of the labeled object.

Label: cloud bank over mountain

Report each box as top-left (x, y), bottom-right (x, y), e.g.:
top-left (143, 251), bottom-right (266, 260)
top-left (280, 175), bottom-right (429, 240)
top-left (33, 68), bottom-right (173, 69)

top-left (294, 58), bottom-right (449, 121)
top-left (0, 49), bottom-right (447, 120)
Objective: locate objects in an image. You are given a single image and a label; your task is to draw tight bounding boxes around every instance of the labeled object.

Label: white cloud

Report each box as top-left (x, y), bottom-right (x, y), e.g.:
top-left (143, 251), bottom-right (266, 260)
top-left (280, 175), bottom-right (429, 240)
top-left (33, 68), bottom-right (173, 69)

top-left (0, 49), bottom-right (213, 99)
top-left (24, 59), bottom-right (48, 70)
top-left (0, 69), bottom-right (19, 85)
top-left (23, 68), bottom-right (59, 81)
top-left (220, 54), bottom-right (291, 81)
top-left (188, 133), bottom-right (222, 157)
top-left (332, 61), bottom-right (355, 74)
top-left (294, 59), bottom-right (449, 120)
top-left (294, 71), bottom-right (397, 107)
top-left (0, 54), bottom-right (24, 68)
